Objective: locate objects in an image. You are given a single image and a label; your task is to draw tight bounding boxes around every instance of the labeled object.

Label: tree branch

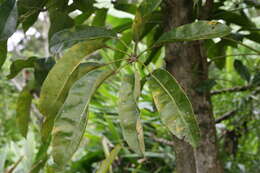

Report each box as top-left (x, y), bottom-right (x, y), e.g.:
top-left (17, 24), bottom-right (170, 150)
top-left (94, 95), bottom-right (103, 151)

top-left (215, 110), bottom-right (237, 124)
top-left (211, 85), bottom-right (255, 95)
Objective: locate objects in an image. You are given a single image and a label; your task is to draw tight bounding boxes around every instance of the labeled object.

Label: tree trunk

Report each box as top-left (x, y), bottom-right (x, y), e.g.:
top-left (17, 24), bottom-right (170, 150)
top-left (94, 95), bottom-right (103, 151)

top-left (162, 0), bottom-right (223, 173)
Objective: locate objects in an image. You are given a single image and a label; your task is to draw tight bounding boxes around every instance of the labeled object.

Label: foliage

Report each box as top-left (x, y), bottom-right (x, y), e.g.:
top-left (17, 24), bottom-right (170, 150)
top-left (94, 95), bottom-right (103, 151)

top-left (0, 0), bottom-right (259, 172)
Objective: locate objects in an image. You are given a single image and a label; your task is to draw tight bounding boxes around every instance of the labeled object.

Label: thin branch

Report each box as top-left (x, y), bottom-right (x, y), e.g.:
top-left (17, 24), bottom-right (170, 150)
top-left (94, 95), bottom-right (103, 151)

top-left (215, 110), bottom-right (237, 123)
top-left (209, 53), bottom-right (259, 62)
top-left (223, 37), bottom-right (260, 54)
top-left (211, 85), bottom-right (255, 95)
top-left (148, 134), bottom-right (175, 147)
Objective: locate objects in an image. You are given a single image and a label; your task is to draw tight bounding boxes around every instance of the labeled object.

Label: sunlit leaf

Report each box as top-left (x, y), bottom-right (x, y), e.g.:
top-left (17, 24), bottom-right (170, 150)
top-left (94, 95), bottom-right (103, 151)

top-left (234, 59), bottom-right (251, 82)
top-left (119, 74), bottom-right (145, 155)
top-left (7, 57), bottom-right (37, 79)
top-left (52, 67), bottom-right (115, 167)
top-left (148, 69), bottom-right (200, 147)
top-left (16, 84), bottom-right (33, 137)
top-left (155, 21), bottom-right (231, 45)
top-left (0, 0), bottom-right (17, 41)
top-left (96, 145), bottom-right (121, 173)
top-left (40, 57), bottom-right (103, 141)
top-left (50, 26), bottom-right (117, 53)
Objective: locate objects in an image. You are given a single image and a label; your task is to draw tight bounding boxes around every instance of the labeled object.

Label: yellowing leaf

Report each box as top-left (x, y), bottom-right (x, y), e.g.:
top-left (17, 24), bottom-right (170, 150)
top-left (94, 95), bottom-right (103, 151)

top-left (39, 41), bottom-right (104, 141)
top-left (148, 69), bottom-right (200, 147)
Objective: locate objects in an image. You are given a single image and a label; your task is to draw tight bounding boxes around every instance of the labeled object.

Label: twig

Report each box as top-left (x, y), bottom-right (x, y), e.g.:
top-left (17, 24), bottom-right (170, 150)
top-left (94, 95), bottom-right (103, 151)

top-left (5, 156), bottom-right (23, 173)
top-left (149, 134), bottom-right (175, 147)
top-left (211, 85), bottom-right (255, 95)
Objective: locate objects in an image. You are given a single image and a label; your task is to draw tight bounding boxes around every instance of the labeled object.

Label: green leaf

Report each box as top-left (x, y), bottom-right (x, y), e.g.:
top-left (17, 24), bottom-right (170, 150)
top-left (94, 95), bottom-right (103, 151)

top-left (0, 0), bottom-right (17, 41)
top-left (74, 0), bottom-right (95, 12)
top-left (49, 26), bottom-right (117, 53)
top-left (7, 56), bottom-right (37, 79)
top-left (0, 40), bottom-right (7, 68)
top-left (96, 145), bottom-right (121, 173)
top-left (39, 47), bottom-right (104, 141)
top-left (92, 8), bottom-right (107, 27)
top-left (132, 0), bottom-right (162, 42)
top-left (52, 67), bottom-right (114, 167)
top-left (16, 85), bottom-right (33, 137)
top-left (119, 74), bottom-right (145, 155)
top-left (113, 30), bottom-right (132, 67)
top-left (33, 57), bottom-right (56, 88)
top-left (206, 40), bottom-right (227, 69)
top-left (17, 0), bottom-right (46, 31)
top-left (48, 11), bottom-right (74, 42)
top-left (148, 69), bottom-right (200, 147)
top-left (155, 21), bottom-right (231, 45)
top-left (234, 59), bottom-right (251, 82)
top-left (113, 2), bottom-right (137, 14)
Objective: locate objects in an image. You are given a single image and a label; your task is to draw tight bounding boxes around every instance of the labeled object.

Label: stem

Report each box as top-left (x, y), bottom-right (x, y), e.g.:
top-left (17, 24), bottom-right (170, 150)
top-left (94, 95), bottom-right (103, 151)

top-left (223, 37), bottom-right (260, 54)
top-left (105, 45), bottom-right (132, 57)
top-left (116, 38), bottom-right (129, 50)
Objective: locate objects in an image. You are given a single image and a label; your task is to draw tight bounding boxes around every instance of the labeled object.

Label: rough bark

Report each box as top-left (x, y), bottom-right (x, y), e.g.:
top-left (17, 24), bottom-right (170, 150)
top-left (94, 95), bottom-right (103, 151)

top-left (162, 0), bottom-right (223, 173)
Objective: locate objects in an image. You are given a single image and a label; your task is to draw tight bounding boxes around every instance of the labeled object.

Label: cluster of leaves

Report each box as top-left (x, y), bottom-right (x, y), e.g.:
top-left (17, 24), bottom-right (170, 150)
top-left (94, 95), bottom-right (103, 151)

top-left (0, 0), bottom-right (259, 172)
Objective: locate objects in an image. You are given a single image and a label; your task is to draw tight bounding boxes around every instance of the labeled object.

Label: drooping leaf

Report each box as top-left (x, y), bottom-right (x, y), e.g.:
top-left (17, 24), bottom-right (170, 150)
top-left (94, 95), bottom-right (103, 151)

top-left (234, 59), bottom-right (251, 82)
top-left (148, 69), bottom-right (200, 147)
top-left (16, 84), bottom-right (33, 137)
top-left (132, 0), bottom-right (162, 42)
top-left (17, 0), bottom-right (47, 31)
top-left (52, 67), bottom-right (114, 167)
top-left (0, 0), bottom-right (17, 41)
top-left (155, 20), bottom-right (231, 45)
top-left (40, 51), bottom-right (103, 141)
top-left (96, 145), bottom-right (121, 173)
top-left (0, 40), bottom-right (7, 68)
top-left (118, 74), bottom-right (145, 155)
top-left (92, 8), bottom-right (108, 27)
top-left (7, 56), bottom-right (37, 79)
top-left (49, 26), bottom-right (117, 53)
